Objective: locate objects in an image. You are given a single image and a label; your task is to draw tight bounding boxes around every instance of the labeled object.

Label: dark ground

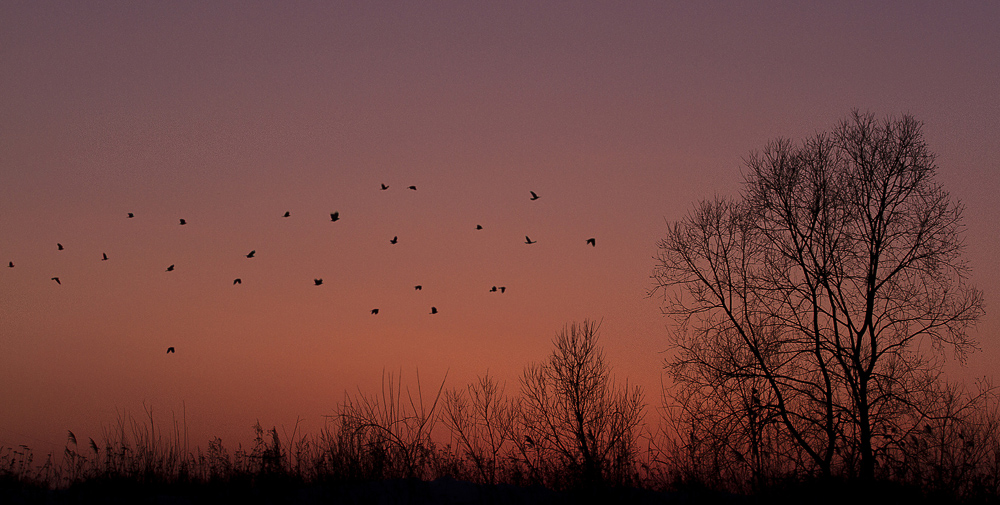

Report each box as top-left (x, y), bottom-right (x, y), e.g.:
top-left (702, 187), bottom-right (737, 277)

top-left (4, 476), bottom-right (991, 505)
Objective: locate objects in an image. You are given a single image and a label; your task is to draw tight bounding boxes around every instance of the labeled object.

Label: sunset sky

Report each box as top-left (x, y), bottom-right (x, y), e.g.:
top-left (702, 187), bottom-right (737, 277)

top-left (2, 1), bottom-right (999, 454)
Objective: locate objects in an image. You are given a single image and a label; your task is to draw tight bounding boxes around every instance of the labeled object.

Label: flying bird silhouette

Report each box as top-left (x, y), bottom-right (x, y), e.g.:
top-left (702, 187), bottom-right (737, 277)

top-left (390, 236), bottom-right (398, 244)
top-left (234, 278), bottom-right (241, 285)
top-left (102, 253), bottom-right (108, 261)
top-left (499, 286), bottom-right (506, 294)
top-left (330, 212), bottom-right (340, 222)
top-left (476, 224), bottom-right (483, 230)
top-left (283, 211), bottom-right (290, 217)
top-left (430, 306), bottom-right (438, 314)
top-left (586, 238), bottom-right (596, 247)
top-left (381, 183), bottom-right (389, 190)
top-left (314, 278), bottom-right (323, 286)
top-left (371, 308), bottom-right (379, 315)
top-left (51, 277), bottom-right (60, 284)
top-left (57, 243), bottom-right (64, 250)
top-left (166, 264), bottom-right (174, 272)
top-left (179, 219), bottom-right (186, 225)
top-left (7, 261), bottom-right (13, 268)
top-left (490, 286), bottom-right (497, 292)
top-left (525, 236), bottom-right (536, 244)
top-left (166, 347), bottom-right (175, 354)
top-left (414, 285), bottom-right (422, 290)
top-left (246, 250), bottom-right (255, 258)
top-left (127, 212), bottom-right (134, 218)
top-left (408, 185), bottom-right (417, 190)
top-left (529, 191), bottom-right (539, 200)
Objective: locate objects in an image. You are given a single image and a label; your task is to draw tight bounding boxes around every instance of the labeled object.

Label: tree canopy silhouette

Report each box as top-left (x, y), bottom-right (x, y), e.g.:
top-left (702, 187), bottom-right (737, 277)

top-left (652, 111), bottom-right (983, 481)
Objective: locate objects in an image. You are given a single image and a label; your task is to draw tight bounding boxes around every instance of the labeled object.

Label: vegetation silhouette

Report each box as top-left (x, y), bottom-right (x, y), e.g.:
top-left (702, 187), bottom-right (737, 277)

top-left (2, 319), bottom-right (999, 503)
top-left (1, 324), bottom-right (652, 501)
top-left (517, 320), bottom-right (644, 489)
top-left (652, 111), bottom-right (987, 487)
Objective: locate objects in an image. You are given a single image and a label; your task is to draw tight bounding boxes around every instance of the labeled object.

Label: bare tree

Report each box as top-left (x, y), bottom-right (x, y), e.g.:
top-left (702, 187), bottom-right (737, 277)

top-left (652, 111), bottom-right (984, 482)
top-left (517, 320), bottom-right (645, 487)
top-left (442, 372), bottom-right (516, 484)
top-left (880, 379), bottom-right (1000, 497)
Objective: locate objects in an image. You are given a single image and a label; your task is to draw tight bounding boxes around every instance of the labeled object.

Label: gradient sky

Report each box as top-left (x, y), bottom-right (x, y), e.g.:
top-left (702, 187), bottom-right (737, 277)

top-left (2, 1), bottom-right (999, 454)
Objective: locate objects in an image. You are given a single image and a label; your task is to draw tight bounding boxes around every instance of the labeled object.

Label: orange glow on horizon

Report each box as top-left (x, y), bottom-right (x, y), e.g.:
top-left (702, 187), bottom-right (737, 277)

top-left (2, 2), bottom-right (999, 454)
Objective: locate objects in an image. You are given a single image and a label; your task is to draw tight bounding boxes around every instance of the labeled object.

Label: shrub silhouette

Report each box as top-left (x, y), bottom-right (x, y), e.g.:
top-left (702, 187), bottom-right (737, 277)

top-left (2, 321), bottom-right (999, 503)
top-left (517, 320), bottom-right (645, 489)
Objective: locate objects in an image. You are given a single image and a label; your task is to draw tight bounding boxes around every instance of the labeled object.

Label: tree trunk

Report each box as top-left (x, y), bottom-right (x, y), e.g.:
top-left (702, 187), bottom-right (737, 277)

top-left (858, 377), bottom-right (874, 480)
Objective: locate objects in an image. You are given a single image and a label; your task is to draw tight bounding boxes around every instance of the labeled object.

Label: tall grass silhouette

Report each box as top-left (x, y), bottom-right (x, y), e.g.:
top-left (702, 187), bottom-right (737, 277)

top-left (4, 323), bottom-right (1000, 504)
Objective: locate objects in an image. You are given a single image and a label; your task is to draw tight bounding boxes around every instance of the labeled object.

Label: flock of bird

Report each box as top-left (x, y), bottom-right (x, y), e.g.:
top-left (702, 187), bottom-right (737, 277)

top-left (5, 185), bottom-right (596, 354)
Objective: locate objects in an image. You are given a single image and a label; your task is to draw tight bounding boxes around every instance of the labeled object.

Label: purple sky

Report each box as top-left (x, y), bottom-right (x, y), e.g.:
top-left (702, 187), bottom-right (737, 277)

top-left (2, 1), bottom-right (998, 453)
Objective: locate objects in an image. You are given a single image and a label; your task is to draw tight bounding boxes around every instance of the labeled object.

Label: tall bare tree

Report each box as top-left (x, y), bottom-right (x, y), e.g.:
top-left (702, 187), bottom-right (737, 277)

top-left (653, 111), bottom-right (984, 481)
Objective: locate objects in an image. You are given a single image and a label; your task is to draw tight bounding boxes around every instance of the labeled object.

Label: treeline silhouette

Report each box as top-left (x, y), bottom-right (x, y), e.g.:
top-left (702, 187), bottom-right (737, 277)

top-left (2, 320), bottom-right (999, 504)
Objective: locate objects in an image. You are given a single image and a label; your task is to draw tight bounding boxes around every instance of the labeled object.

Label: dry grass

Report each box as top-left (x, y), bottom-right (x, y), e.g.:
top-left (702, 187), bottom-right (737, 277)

top-left (4, 371), bottom-right (999, 503)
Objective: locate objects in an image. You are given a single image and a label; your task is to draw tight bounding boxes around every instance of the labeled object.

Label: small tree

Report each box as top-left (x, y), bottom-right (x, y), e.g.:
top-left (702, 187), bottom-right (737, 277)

top-left (442, 372), bottom-right (516, 484)
top-left (517, 320), bottom-right (645, 488)
top-left (653, 111), bottom-right (984, 482)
